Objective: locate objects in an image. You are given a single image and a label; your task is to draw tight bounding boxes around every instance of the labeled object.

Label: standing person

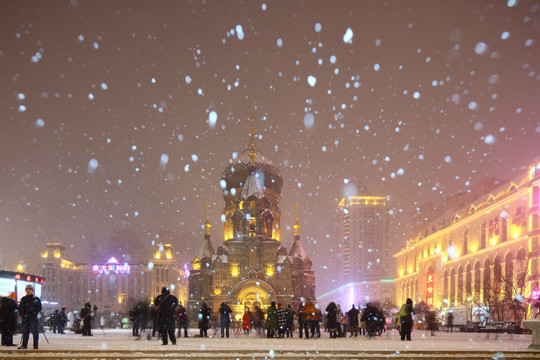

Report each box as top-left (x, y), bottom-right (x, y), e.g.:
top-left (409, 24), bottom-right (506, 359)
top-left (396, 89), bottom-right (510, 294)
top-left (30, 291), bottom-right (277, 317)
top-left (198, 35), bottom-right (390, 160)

top-left (0, 292), bottom-right (18, 346)
top-left (336, 304), bottom-right (343, 338)
top-left (80, 302), bottom-right (93, 336)
top-left (264, 301), bottom-right (278, 338)
top-left (18, 284), bottom-right (42, 349)
top-left (285, 304), bottom-right (295, 338)
top-left (130, 302), bottom-right (144, 337)
top-left (347, 304), bottom-right (359, 337)
top-left (426, 310), bottom-right (438, 336)
top-left (50, 309), bottom-right (59, 333)
top-left (176, 303), bottom-right (189, 338)
top-left (325, 302), bottom-right (339, 338)
top-left (154, 287), bottom-right (178, 345)
top-left (446, 312), bottom-right (454, 333)
top-left (198, 302), bottom-right (210, 337)
top-left (57, 308), bottom-right (67, 334)
top-left (276, 303), bottom-right (287, 338)
top-left (253, 305), bottom-right (265, 336)
top-left (218, 302), bottom-right (232, 338)
top-left (150, 304), bottom-right (158, 338)
top-left (297, 304), bottom-right (308, 338)
top-left (242, 306), bottom-right (251, 335)
top-left (399, 298), bottom-right (414, 341)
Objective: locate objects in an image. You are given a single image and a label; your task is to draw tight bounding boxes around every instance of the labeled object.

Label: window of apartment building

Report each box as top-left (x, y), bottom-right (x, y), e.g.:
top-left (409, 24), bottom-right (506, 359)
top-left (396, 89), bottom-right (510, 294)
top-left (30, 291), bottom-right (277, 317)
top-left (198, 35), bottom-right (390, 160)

top-left (488, 217), bottom-right (500, 240)
top-left (501, 217), bottom-right (508, 242)
top-left (514, 207), bottom-right (527, 228)
top-left (463, 231), bottom-right (469, 255)
top-left (480, 223), bottom-right (487, 250)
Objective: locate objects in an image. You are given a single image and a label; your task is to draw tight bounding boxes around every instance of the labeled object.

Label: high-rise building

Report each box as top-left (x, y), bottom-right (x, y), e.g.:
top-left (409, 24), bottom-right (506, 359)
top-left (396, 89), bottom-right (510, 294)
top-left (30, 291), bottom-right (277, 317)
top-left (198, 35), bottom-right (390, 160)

top-left (188, 126), bottom-right (315, 318)
top-left (338, 195), bottom-right (390, 283)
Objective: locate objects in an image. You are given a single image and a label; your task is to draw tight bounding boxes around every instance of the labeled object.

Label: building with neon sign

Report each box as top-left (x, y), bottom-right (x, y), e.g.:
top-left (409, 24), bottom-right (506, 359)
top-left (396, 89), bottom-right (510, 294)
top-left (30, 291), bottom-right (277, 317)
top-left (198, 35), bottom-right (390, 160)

top-left (394, 158), bottom-right (540, 321)
top-left (32, 242), bottom-right (188, 312)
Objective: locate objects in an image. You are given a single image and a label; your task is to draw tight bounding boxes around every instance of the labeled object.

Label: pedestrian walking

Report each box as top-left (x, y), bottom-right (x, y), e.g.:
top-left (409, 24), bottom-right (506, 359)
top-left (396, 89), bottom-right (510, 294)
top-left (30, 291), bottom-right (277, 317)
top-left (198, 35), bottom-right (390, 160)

top-left (325, 302), bottom-right (339, 338)
top-left (242, 306), bottom-right (251, 335)
top-left (347, 304), bottom-right (359, 337)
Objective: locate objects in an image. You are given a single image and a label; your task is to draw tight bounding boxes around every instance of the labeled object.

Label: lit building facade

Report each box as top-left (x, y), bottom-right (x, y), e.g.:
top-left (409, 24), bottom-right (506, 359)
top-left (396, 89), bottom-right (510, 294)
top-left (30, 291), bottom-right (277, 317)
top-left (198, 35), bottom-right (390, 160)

top-left (394, 159), bottom-right (540, 321)
top-left (188, 126), bottom-right (315, 318)
top-left (338, 196), bottom-right (390, 283)
top-left (34, 242), bottom-right (188, 312)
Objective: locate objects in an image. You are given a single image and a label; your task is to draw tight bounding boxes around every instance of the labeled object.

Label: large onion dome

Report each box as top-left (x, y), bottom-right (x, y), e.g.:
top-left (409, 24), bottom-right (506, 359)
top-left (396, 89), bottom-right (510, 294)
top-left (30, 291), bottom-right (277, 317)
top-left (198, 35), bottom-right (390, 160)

top-left (221, 126), bottom-right (283, 207)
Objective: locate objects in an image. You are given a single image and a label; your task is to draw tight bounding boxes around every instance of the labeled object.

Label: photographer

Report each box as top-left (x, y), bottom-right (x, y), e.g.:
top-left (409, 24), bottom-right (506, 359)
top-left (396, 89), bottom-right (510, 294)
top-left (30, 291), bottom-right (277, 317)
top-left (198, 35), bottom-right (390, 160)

top-left (80, 303), bottom-right (94, 336)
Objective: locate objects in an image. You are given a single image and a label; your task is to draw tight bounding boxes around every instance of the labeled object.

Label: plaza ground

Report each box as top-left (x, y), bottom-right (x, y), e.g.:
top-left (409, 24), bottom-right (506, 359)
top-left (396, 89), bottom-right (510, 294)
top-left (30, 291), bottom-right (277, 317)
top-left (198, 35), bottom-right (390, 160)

top-left (5, 327), bottom-right (534, 352)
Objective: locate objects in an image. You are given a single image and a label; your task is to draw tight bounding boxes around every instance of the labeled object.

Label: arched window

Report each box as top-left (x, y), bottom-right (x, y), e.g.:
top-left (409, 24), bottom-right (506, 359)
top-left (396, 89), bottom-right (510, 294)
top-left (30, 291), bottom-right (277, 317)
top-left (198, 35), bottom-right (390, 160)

top-left (465, 264), bottom-right (472, 298)
top-left (480, 223), bottom-right (487, 249)
top-left (443, 270), bottom-right (449, 302)
top-left (457, 266), bottom-right (464, 304)
top-left (494, 255), bottom-right (502, 293)
top-left (463, 231), bottom-right (469, 255)
top-left (474, 261), bottom-right (481, 300)
top-left (501, 217), bottom-right (508, 242)
top-left (483, 258), bottom-right (491, 302)
top-left (504, 252), bottom-right (514, 300)
top-left (450, 268), bottom-right (456, 306)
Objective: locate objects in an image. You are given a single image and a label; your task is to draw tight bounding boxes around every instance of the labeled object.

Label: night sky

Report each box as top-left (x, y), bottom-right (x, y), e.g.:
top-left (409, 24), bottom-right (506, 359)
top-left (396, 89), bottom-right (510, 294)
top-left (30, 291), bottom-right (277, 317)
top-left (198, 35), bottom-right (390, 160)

top-left (1, 0), bottom-right (539, 296)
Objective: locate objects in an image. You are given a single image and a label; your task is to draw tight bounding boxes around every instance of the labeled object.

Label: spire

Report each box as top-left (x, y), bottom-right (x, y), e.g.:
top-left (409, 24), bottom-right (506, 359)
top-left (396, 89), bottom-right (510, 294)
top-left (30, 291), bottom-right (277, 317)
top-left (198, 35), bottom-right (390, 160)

top-left (196, 205), bottom-right (214, 260)
top-left (247, 117), bottom-right (257, 166)
top-left (294, 204), bottom-right (301, 236)
top-left (289, 206), bottom-right (308, 260)
top-left (204, 203), bottom-right (211, 236)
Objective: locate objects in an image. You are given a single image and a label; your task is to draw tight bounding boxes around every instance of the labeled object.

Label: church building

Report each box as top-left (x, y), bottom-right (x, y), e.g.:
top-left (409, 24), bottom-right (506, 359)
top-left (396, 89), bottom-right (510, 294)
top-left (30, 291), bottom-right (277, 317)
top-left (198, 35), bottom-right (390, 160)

top-left (188, 126), bottom-right (315, 318)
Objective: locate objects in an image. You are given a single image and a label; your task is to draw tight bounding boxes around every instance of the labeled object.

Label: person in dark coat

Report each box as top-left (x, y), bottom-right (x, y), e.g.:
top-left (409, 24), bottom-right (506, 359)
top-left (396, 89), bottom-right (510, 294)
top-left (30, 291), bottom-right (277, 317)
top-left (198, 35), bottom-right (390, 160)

top-left (362, 303), bottom-right (379, 338)
top-left (150, 304), bottom-right (158, 337)
top-left (80, 302), bottom-right (93, 336)
top-left (399, 298), bottom-right (414, 341)
top-left (153, 287), bottom-right (178, 345)
top-left (176, 303), bottom-right (189, 338)
top-left (264, 301), bottom-right (278, 338)
top-left (130, 302), bottom-right (145, 337)
top-left (218, 302), bottom-right (233, 338)
top-left (57, 308), bottom-right (67, 334)
top-left (276, 303), bottom-right (287, 338)
top-left (18, 284), bottom-right (42, 349)
top-left (0, 292), bottom-right (18, 346)
top-left (426, 310), bottom-right (438, 336)
top-left (198, 302), bottom-right (211, 337)
top-left (325, 302), bottom-right (339, 338)
top-left (347, 304), bottom-right (359, 337)
top-left (285, 304), bottom-right (295, 338)
top-left (297, 304), bottom-right (308, 338)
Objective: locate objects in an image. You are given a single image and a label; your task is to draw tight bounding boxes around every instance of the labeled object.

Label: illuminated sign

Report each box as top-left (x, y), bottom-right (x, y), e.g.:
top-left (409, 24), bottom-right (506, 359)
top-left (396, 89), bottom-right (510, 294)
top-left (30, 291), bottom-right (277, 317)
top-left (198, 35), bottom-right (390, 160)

top-left (92, 257), bottom-right (131, 275)
top-left (426, 269), bottom-right (435, 307)
top-left (532, 290), bottom-right (540, 301)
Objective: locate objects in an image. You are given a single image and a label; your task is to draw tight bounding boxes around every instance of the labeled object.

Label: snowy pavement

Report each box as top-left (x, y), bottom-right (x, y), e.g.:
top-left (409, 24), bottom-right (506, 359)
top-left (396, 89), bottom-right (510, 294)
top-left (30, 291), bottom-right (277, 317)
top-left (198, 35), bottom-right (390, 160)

top-left (3, 328), bottom-right (533, 352)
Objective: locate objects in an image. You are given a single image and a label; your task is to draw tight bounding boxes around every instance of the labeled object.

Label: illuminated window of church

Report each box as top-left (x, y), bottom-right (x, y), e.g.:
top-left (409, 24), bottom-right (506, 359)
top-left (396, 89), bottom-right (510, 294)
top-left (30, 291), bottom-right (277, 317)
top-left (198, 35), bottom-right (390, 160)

top-left (250, 200), bottom-right (256, 208)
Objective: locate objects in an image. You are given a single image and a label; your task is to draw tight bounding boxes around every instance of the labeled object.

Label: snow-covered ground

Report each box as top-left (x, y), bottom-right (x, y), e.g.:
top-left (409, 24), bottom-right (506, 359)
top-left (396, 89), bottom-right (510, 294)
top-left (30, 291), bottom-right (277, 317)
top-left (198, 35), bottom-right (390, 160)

top-left (11, 328), bottom-right (532, 352)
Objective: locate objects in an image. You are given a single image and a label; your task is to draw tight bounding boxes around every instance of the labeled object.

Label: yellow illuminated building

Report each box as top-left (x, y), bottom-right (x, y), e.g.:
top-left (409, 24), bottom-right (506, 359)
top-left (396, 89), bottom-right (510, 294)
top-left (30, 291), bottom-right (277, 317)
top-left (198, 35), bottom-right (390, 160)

top-left (188, 125), bottom-right (315, 317)
top-left (394, 159), bottom-right (540, 321)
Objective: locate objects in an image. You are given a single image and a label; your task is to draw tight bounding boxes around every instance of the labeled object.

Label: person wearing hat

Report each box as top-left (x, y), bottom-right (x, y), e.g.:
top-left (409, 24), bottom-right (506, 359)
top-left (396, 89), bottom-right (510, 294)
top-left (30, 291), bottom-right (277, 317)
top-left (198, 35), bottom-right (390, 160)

top-left (0, 292), bottom-right (18, 346)
top-left (18, 284), bottom-right (42, 349)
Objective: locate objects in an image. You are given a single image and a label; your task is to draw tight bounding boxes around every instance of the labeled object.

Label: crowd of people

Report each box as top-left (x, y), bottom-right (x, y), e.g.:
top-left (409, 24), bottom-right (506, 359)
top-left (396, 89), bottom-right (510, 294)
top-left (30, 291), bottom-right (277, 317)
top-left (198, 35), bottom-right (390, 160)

top-left (1, 286), bottom-right (420, 348)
